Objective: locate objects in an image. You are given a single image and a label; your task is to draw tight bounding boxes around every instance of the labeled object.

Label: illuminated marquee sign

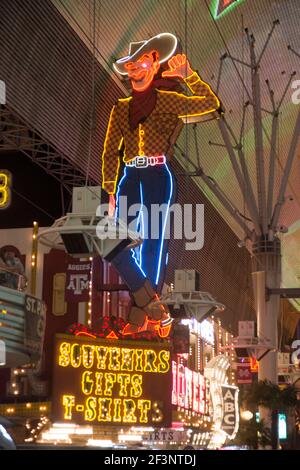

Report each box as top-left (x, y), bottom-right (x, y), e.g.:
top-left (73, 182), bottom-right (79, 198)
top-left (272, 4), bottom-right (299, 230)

top-left (213, 0), bottom-right (244, 19)
top-left (221, 385), bottom-right (239, 438)
top-left (52, 335), bottom-right (172, 426)
top-left (0, 170), bottom-right (12, 210)
top-left (250, 357), bottom-right (259, 372)
top-left (171, 361), bottom-right (209, 415)
top-left (181, 318), bottom-right (214, 345)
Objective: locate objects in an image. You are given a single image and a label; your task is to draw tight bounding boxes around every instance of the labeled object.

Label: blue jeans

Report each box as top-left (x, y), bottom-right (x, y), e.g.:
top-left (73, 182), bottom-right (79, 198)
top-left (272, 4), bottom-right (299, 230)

top-left (111, 163), bottom-right (176, 294)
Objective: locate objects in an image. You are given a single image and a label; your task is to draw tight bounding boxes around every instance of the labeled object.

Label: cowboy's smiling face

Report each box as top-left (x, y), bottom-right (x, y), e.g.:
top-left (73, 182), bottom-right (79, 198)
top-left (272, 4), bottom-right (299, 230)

top-left (125, 50), bottom-right (160, 92)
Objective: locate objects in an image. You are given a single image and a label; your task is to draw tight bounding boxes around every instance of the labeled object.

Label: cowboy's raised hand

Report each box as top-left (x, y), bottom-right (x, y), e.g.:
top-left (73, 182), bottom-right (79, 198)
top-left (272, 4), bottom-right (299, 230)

top-left (162, 54), bottom-right (194, 79)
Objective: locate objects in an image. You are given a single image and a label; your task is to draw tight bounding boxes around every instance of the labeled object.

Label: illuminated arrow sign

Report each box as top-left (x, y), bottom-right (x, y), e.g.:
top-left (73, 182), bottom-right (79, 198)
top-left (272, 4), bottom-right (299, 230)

top-left (214, 0), bottom-right (244, 19)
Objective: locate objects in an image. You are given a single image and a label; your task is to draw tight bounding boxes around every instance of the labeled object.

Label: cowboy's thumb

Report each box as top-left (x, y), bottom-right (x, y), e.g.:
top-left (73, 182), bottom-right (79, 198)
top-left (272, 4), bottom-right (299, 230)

top-left (162, 70), bottom-right (177, 78)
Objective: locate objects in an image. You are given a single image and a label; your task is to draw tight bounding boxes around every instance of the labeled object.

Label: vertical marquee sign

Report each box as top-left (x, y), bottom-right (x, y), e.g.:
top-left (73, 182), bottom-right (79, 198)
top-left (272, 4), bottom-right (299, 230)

top-left (52, 335), bottom-right (172, 426)
top-left (214, 0), bottom-right (244, 19)
top-left (221, 385), bottom-right (239, 438)
top-left (172, 361), bottom-right (209, 415)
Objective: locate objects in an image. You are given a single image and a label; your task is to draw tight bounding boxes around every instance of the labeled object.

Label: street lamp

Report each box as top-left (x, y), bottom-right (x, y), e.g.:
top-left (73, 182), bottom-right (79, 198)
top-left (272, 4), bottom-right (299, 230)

top-left (240, 410), bottom-right (253, 421)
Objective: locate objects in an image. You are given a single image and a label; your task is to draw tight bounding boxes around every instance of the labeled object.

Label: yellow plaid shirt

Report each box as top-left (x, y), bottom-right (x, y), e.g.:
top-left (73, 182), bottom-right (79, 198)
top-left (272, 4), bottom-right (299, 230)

top-left (102, 71), bottom-right (220, 194)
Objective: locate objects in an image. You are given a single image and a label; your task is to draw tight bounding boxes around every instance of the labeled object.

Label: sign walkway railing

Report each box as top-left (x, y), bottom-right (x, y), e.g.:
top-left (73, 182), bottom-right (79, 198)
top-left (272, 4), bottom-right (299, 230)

top-left (0, 267), bottom-right (27, 292)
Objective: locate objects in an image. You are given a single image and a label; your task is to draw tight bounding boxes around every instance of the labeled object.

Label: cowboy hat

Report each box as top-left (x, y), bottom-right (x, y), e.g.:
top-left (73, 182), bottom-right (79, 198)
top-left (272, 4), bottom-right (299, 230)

top-left (113, 33), bottom-right (178, 75)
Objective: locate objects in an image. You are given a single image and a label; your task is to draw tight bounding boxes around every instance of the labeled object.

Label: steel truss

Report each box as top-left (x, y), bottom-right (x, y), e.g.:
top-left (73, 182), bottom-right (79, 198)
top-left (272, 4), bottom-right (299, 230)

top-left (0, 105), bottom-right (95, 200)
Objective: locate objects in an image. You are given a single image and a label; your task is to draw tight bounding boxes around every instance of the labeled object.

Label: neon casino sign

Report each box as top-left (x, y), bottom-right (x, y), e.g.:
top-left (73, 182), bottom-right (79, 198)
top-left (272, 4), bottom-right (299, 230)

top-left (213, 0), bottom-right (244, 19)
top-left (181, 318), bottom-right (214, 345)
top-left (52, 335), bottom-right (172, 426)
top-left (172, 361), bottom-right (209, 415)
top-left (0, 170), bottom-right (12, 209)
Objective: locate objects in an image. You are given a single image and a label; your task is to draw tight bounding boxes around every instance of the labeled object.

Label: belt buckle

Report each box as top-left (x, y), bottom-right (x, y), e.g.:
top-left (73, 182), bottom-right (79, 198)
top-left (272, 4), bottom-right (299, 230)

top-left (136, 156), bottom-right (148, 168)
top-left (154, 156), bottom-right (165, 165)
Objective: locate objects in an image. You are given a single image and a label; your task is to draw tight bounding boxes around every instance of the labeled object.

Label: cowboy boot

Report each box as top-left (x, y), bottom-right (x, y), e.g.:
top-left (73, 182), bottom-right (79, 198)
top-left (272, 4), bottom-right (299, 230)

top-left (122, 306), bottom-right (147, 335)
top-left (131, 280), bottom-right (168, 320)
top-left (122, 280), bottom-right (172, 336)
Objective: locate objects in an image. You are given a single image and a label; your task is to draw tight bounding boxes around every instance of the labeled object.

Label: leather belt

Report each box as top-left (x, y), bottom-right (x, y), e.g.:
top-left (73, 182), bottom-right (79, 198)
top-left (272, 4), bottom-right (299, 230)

top-left (125, 155), bottom-right (166, 168)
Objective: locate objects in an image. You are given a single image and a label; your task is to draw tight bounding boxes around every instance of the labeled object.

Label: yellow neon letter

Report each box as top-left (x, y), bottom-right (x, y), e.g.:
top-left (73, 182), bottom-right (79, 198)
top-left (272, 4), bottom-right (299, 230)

top-left (121, 348), bottom-right (134, 371)
top-left (130, 374), bottom-right (143, 398)
top-left (95, 372), bottom-right (103, 395)
top-left (95, 346), bottom-right (108, 369)
top-left (113, 398), bottom-right (122, 422)
top-left (108, 347), bottom-right (121, 371)
top-left (82, 345), bottom-right (94, 368)
top-left (158, 350), bottom-right (170, 373)
top-left (98, 398), bottom-right (112, 422)
top-left (144, 350), bottom-right (158, 372)
top-left (0, 172), bottom-right (10, 209)
top-left (70, 343), bottom-right (81, 368)
top-left (138, 400), bottom-right (151, 423)
top-left (135, 350), bottom-right (143, 371)
top-left (117, 374), bottom-right (130, 397)
top-left (58, 342), bottom-right (70, 367)
top-left (62, 395), bottom-right (75, 420)
top-left (123, 399), bottom-right (137, 423)
top-left (84, 396), bottom-right (97, 422)
top-left (104, 373), bottom-right (116, 396)
top-left (81, 371), bottom-right (94, 395)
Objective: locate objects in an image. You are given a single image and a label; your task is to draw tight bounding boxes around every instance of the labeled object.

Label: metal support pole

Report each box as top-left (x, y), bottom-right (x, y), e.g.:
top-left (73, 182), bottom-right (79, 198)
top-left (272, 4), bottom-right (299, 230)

top-left (197, 171), bottom-right (253, 238)
top-left (216, 56), bottom-right (224, 95)
top-left (271, 110), bottom-right (300, 231)
top-left (218, 118), bottom-right (246, 192)
top-left (174, 144), bottom-right (252, 237)
top-left (252, 238), bottom-right (281, 448)
top-left (257, 20), bottom-right (279, 67)
top-left (267, 113), bottom-right (279, 222)
top-left (236, 146), bottom-right (261, 235)
top-left (288, 45), bottom-right (300, 60)
top-left (249, 35), bottom-right (268, 234)
top-left (252, 249), bottom-right (280, 384)
top-left (218, 118), bottom-right (261, 234)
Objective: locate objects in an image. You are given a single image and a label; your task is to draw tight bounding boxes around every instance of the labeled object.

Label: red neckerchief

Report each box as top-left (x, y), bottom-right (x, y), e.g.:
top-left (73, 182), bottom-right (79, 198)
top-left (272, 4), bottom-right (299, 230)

top-left (129, 78), bottom-right (181, 130)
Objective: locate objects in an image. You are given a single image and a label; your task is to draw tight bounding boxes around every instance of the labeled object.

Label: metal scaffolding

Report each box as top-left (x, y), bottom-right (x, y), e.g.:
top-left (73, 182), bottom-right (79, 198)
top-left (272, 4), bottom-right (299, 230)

top-left (0, 105), bottom-right (95, 210)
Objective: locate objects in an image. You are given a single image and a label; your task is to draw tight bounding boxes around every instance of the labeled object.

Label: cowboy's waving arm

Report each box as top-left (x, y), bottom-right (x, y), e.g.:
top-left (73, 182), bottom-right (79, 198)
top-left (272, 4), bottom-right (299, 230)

top-left (162, 54), bottom-right (221, 118)
top-left (102, 105), bottom-right (123, 195)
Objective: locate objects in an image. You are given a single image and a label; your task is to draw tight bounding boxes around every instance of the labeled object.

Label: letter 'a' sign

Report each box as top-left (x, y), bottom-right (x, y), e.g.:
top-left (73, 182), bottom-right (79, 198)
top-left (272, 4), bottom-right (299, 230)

top-left (65, 261), bottom-right (92, 303)
top-left (214, 0), bottom-right (244, 19)
top-left (52, 335), bottom-right (172, 426)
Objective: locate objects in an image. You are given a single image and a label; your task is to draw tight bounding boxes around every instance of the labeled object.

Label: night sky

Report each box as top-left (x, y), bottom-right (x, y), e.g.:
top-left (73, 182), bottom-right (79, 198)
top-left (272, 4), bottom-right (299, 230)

top-left (0, 152), bottom-right (71, 229)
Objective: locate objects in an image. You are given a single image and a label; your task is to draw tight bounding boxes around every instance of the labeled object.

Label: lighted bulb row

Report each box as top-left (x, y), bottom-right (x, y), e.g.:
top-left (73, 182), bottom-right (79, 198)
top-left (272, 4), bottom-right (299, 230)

top-left (88, 257), bottom-right (93, 326)
top-left (31, 221), bottom-right (38, 266)
top-left (230, 334), bottom-right (236, 384)
top-left (31, 221), bottom-right (39, 295)
top-left (11, 368), bottom-right (20, 395)
top-left (5, 404), bottom-right (48, 414)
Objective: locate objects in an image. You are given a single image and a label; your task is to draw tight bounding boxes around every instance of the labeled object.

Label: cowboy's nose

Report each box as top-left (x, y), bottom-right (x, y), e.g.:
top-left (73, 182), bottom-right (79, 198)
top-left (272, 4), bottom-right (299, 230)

top-left (126, 62), bottom-right (137, 71)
